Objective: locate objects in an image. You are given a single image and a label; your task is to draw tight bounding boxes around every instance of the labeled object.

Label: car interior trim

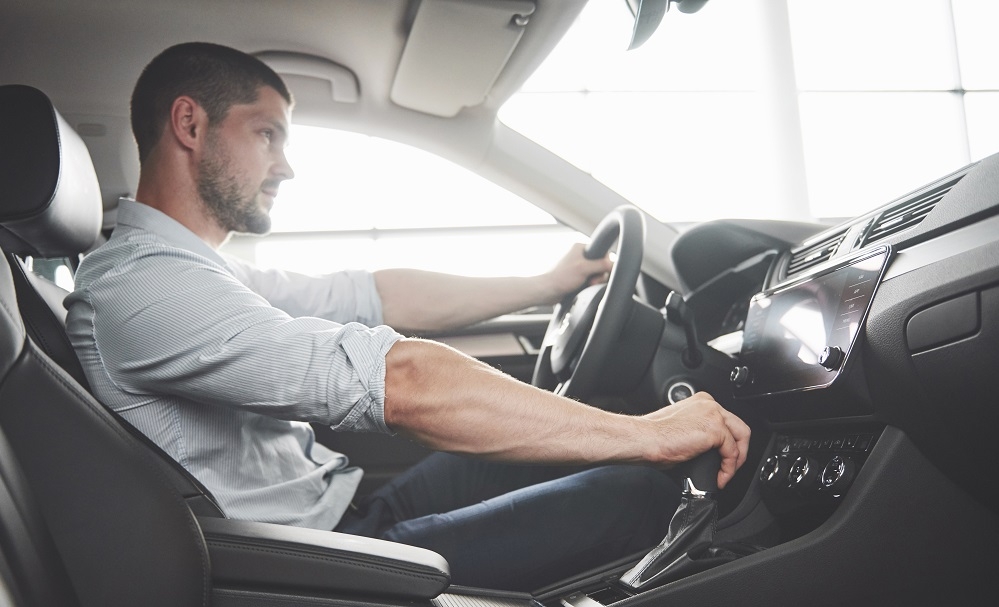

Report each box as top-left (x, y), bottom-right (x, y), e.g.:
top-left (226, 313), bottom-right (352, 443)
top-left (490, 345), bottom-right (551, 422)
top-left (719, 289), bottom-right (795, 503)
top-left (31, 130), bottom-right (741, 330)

top-left (882, 211), bottom-right (999, 281)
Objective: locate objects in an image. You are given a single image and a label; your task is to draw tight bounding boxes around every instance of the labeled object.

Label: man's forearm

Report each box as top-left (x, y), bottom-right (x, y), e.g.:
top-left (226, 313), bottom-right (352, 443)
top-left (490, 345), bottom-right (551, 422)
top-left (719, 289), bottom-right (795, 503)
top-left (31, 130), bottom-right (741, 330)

top-left (382, 339), bottom-right (751, 488)
top-left (383, 338), bottom-right (654, 463)
top-left (374, 243), bottom-right (613, 333)
top-left (375, 269), bottom-right (558, 333)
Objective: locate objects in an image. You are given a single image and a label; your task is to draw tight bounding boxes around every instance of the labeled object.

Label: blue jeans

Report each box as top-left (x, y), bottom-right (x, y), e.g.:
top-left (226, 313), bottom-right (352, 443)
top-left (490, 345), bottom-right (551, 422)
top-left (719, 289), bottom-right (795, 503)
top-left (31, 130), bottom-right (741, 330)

top-left (335, 453), bottom-right (680, 591)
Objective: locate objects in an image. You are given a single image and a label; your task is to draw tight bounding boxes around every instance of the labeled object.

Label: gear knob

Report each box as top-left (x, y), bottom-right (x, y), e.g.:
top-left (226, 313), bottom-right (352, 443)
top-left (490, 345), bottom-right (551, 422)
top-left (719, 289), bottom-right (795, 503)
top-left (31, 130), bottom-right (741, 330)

top-left (681, 449), bottom-right (720, 496)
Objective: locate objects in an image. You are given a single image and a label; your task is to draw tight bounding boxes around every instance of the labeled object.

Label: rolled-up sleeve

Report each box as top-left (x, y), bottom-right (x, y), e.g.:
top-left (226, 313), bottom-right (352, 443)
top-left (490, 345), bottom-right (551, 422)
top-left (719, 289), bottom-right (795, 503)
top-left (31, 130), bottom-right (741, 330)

top-left (330, 324), bottom-right (398, 434)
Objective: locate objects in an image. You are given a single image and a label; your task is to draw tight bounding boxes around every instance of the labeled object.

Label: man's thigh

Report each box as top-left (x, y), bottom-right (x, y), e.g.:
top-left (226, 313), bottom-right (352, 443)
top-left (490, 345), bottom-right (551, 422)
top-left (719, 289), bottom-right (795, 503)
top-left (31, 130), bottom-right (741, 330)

top-left (337, 452), bottom-right (579, 536)
top-left (381, 464), bottom-right (680, 591)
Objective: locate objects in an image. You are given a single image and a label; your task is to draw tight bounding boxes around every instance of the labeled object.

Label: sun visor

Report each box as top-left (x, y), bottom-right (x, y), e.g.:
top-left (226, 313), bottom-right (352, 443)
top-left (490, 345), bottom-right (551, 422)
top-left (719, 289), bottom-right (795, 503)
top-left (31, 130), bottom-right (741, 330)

top-left (391, 0), bottom-right (536, 118)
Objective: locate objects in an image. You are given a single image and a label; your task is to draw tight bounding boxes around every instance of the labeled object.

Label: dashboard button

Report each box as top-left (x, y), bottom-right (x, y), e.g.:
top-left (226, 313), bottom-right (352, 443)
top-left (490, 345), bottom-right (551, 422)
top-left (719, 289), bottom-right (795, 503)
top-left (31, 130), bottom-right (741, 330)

top-left (857, 434), bottom-right (873, 451)
top-left (775, 436), bottom-right (789, 453)
top-left (666, 381), bottom-right (695, 404)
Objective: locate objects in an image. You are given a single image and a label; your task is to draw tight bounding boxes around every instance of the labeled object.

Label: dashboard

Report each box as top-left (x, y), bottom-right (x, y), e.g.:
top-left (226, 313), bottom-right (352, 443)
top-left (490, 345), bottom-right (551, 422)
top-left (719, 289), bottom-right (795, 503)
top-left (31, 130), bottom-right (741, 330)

top-left (530, 153), bottom-right (999, 607)
top-left (657, 150), bottom-right (999, 523)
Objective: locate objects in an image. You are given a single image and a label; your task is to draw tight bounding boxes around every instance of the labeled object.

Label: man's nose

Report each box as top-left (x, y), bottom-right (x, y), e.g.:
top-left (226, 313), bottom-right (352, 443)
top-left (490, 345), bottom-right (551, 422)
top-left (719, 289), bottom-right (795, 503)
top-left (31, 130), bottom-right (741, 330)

top-left (274, 150), bottom-right (295, 181)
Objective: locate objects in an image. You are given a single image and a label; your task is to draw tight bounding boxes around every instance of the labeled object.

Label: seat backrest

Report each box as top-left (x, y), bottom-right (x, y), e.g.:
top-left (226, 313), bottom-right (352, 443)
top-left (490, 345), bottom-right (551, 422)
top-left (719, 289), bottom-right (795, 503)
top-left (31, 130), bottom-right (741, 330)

top-left (0, 242), bottom-right (212, 606)
top-left (0, 419), bottom-right (79, 607)
top-left (4, 251), bottom-right (92, 388)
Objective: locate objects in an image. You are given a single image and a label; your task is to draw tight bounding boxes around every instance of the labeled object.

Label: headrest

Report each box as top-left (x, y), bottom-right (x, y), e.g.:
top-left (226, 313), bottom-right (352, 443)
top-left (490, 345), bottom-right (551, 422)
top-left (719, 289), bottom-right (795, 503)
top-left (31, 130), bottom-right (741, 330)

top-left (0, 84), bottom-right (102, 258)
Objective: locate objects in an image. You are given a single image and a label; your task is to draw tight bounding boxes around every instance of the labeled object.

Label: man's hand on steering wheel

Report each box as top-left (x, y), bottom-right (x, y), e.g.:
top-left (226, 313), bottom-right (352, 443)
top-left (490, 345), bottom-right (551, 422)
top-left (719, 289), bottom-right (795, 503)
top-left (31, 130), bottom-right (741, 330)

top-left (541, 242), bottom-right (613, 305)
top-left (532, 206), bottom-right (647, 400)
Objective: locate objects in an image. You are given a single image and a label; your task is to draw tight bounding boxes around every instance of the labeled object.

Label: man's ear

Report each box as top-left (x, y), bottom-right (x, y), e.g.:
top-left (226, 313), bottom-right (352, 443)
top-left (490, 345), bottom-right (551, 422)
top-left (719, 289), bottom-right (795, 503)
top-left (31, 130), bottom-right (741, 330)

top-left (169, 96), bottom-right (209, 152)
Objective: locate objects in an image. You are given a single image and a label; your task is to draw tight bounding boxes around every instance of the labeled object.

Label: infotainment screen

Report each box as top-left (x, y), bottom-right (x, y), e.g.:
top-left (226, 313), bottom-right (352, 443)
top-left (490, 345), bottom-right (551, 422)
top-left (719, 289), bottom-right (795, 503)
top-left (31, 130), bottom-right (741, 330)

top-left (733, 246), bottom-right (891, 398)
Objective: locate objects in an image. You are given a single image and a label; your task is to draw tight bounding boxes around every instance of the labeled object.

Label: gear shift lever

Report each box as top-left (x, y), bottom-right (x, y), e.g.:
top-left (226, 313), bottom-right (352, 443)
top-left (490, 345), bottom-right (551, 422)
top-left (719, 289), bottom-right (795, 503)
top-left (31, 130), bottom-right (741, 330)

top-left (619, 450), bottom-right (721, 591)
top-left (664, 291), bottom-right (702, 368)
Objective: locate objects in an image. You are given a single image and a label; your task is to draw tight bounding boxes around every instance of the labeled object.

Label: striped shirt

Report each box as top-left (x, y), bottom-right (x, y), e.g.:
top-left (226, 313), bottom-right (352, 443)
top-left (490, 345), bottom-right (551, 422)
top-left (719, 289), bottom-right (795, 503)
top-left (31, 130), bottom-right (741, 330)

top-left (66, 199), bottom-right (403, 529)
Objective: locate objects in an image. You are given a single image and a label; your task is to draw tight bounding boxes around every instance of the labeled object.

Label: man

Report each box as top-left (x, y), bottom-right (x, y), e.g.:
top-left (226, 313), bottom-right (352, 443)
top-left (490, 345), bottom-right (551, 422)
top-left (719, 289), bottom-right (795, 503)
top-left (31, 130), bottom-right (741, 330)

top-left (66, 42), bottom-right (750, 590)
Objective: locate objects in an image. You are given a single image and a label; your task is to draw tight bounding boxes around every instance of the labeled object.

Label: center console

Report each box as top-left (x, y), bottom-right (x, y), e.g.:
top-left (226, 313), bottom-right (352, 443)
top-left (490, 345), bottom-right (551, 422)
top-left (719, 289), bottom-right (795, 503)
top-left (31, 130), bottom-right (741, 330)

top-left (487, 247), bottom-right (899, 607)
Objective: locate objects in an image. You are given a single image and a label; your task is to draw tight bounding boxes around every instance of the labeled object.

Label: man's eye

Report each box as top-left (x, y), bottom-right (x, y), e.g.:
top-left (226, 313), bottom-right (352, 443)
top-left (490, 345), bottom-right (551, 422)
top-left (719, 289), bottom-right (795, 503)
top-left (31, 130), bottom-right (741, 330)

top-left (262, 130), bottom-right (273, 142)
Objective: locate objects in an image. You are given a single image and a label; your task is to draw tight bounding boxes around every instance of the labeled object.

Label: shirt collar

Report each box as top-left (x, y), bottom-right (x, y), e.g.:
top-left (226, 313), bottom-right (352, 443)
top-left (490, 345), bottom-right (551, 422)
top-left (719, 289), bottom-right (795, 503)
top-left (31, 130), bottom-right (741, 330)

top-left (114, 197), bottom-right (234, 272)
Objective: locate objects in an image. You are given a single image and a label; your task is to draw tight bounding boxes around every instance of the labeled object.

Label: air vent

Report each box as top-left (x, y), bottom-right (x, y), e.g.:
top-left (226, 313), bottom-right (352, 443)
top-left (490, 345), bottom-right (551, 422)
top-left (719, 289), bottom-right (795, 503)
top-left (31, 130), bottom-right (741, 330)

top-left (865, 177), bottom-right (961, 244)
top-left (786, 230), bottom-right (847, 277)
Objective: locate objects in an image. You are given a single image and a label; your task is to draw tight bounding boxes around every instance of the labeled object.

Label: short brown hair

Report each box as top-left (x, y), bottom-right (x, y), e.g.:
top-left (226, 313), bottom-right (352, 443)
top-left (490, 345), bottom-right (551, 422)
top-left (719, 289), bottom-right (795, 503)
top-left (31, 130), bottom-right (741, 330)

top-left (130, 42), bottom-right (292, 163)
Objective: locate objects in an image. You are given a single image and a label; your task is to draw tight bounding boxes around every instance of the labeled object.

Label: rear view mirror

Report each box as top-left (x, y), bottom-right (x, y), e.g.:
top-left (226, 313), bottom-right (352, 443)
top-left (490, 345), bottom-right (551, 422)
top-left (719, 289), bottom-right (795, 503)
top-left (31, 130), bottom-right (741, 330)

top-left (625, 0), bottom-right (710, 50)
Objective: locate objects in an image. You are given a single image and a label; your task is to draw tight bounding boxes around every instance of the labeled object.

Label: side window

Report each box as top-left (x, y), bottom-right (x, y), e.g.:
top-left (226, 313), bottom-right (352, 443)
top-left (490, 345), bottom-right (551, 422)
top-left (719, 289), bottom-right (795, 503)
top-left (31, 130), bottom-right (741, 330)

top-left (221, 126), bottom-right (580, 278)
top-left (26, 257), bottom-right (76, 291)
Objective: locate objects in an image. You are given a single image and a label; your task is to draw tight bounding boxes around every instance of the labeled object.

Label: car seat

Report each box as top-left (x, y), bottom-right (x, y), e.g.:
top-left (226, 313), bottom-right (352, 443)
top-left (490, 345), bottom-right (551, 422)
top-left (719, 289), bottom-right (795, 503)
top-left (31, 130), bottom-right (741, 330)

top-left (0, 83), bottom-right (450, 606)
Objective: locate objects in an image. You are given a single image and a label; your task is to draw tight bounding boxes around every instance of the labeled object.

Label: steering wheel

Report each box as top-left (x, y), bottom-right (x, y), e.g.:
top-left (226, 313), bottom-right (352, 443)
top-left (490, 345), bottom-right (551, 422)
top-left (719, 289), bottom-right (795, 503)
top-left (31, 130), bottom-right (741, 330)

top-left (532, 205), bottom-right (646, 400)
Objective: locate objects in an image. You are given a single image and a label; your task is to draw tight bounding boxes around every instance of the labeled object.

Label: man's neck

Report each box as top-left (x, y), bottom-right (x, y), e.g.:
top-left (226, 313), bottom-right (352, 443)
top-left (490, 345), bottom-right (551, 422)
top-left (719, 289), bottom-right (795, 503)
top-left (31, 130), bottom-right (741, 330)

top-left (135, 172), bottom-right (229, 249)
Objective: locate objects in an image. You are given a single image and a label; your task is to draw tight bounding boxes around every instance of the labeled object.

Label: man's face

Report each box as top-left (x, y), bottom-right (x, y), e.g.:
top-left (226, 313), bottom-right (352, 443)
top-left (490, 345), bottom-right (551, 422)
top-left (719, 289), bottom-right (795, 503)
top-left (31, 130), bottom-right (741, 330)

top-left (197, 86), bottom-right (294, 235)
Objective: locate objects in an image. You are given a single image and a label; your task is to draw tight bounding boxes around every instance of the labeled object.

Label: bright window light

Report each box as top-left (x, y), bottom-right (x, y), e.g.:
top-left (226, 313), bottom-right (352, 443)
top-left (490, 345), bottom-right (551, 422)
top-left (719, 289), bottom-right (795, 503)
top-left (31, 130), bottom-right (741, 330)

top-left (502, 0), bottom-right (768, 224)
top-left (798, 92), bottom-right (970, 218)
top-left (271, 126), bottom-right (555, 232)
top-left (787, 0), bottom-right (959, 91)
top-left (965, 92), bottom-right (999, 161)
top-left (502, 90), bottom-right (769, 222)
top-left (223, 126), bottom-right (579, 277)
top-left (502, 0), bottom-right (994, 225)
top-left (953, 0), bottom-right (999, 90)
top-left (251, 228), bottom-right (581, 278)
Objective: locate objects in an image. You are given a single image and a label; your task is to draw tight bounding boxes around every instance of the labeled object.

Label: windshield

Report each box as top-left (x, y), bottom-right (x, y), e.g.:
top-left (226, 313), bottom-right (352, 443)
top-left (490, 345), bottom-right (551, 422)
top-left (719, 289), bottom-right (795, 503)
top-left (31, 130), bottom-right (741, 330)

top-left (500, 0), bottom-right (999, 225)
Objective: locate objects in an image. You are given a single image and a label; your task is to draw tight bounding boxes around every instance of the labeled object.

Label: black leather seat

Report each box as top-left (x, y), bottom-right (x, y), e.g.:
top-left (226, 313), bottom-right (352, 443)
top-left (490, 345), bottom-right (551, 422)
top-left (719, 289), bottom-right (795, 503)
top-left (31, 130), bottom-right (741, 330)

top-left (0, 84), bottom-right (450, 606)
top-left (0, 412), bottom-right (79, 606)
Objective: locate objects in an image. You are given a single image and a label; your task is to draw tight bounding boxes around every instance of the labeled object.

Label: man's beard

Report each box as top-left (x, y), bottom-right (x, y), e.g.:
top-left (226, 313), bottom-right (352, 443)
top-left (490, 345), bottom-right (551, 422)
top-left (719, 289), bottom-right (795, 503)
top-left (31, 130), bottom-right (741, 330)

top-left (197, 136), bottom-right (272, 235)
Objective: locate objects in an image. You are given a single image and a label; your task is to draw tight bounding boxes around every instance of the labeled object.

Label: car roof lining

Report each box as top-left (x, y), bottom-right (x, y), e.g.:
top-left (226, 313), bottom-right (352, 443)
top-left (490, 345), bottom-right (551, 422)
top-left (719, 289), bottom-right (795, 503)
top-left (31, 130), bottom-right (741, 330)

top-left (0, 0), bottom-right (581, 205)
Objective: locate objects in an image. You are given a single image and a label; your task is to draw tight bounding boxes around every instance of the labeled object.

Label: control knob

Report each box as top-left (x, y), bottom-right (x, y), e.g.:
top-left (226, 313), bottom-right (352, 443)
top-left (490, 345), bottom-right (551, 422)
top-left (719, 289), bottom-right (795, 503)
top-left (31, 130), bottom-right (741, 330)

top-left (730, 365), bottom-right (750, 387)
top-left (818, 346), bottom-right (845, 371)
top-left (759, 455), bottom-right (791, 487)
top-left (787, 455), bottom-right (818, 489)
top-left (820, 455), bottom-right (856, 493)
